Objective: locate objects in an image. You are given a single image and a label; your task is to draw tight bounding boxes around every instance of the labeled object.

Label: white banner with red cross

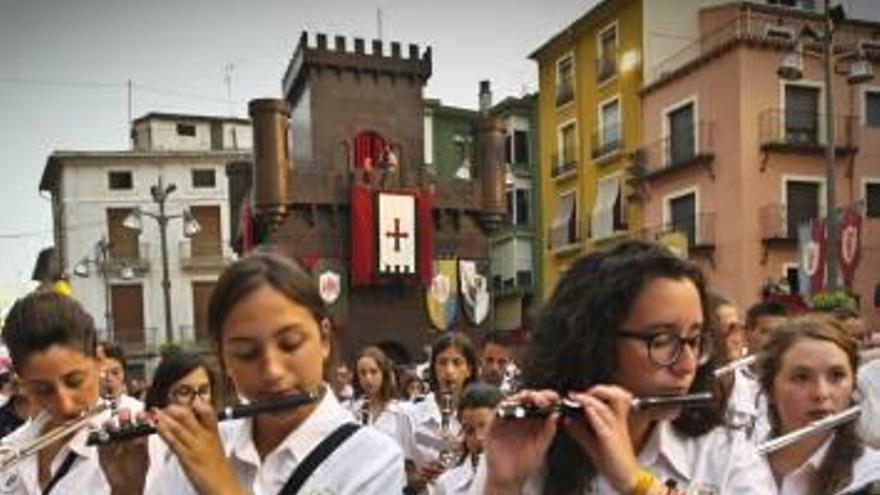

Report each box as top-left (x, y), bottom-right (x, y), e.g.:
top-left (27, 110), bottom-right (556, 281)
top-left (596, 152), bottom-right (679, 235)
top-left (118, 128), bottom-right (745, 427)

top-left (377, 192), bottom-right (417, 276)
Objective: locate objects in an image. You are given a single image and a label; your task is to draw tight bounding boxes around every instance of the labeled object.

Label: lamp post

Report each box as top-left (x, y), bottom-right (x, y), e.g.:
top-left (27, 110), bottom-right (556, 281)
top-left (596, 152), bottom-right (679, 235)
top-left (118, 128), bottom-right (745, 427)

top-left (73, 238), bottom-right (134, 342)
top-left (777, 0), bottom-right (873, 291)
top-left (123, 176), bottom-right (201, 345)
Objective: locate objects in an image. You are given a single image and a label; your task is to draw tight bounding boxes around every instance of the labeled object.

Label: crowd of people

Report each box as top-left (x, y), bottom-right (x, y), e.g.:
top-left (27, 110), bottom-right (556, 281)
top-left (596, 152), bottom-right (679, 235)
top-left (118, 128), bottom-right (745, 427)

top-left (0, 240), bottom-right (877, 494)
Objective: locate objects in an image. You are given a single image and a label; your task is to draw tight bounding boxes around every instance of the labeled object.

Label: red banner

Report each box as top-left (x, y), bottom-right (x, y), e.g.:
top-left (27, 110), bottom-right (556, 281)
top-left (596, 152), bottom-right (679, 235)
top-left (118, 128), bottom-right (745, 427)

top-left (350, 185), bottom-right (375, 286)
top-left (240, 195), bottom-right (255, 253)
top-left (418, 188), bottom-right (434, 285)
top-left (838, 207), bottom-right (862, 288)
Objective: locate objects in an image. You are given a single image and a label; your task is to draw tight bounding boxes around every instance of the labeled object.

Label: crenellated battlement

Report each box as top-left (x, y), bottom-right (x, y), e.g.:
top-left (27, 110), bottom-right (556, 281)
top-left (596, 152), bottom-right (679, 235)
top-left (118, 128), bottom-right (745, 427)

top-left (283, 31), bottom-right (432, 103)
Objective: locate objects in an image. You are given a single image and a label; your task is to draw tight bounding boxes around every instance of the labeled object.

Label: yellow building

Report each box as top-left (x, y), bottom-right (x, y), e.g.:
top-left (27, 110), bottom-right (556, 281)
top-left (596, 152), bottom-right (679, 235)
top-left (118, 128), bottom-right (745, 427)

top-left (531, 0), bottom-right (717, 296)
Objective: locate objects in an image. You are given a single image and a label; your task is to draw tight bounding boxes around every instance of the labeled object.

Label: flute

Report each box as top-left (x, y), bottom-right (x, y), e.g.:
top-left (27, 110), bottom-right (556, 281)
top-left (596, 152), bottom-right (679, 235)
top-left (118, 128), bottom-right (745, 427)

top-left (495, 392), bottom-right (714, 420)
top-left (756, 405), bottom-right (861, 455)
top-left (86, 391), bottom-right (321, 446)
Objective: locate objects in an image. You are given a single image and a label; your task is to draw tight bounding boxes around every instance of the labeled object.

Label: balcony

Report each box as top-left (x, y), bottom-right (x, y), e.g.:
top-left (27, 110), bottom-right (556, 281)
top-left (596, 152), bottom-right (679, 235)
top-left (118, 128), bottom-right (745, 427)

top-left (548, 217), bottom-right (588, 255)
top-left (759, 109), bottom-right (858, 156)
top-left (550, 153), bottom-right (578, 180)
top-left (106, 242), bottom-right (151, 276)
top-left (636, 122), bottom-right (715, 180)
top-left (591, 127), bottom-right (622, 161)
top-left (179, 239), bottom-right (232, 271)
top-left (639, 212), bottom-right (716, 251)
top-left (555, 83), bottom-right (574, 107)
top-left (596, 57), bottom-right (617, 84)
top-left (115, 326), bottom-right (159, 358)
top-left (760, 203), bottom-right (820, 243)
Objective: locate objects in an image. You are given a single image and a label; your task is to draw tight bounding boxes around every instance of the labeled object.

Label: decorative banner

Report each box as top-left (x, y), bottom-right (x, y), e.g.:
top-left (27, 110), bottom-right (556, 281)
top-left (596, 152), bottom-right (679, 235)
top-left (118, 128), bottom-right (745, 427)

top-left (838, 207), bottom-right (862, 289)
top-left (459, 259), bottom-right (490, 326)
top-left (426, 259), bottom-right (458, 331)
top-left (377, 192), bottom-right (417, 276)
top-left (350, 185), bottom-right (375, 286)
top-left (312, 258), bottom-right (348, 318)
top-left (798, 218), bottom-right (825, 297)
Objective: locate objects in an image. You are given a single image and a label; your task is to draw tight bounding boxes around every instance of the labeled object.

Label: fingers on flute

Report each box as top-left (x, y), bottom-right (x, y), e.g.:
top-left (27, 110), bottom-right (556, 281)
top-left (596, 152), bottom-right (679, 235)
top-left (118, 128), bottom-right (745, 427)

top-left (154, 406), bottom-right (201, 454)
top-left (505, 389), bottom-right (560, 407)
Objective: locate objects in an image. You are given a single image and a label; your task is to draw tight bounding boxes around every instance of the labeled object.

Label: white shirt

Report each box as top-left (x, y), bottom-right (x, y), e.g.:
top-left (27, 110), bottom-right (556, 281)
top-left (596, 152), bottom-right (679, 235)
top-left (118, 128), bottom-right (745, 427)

top-left (148, 391), bottom-right (405, 495)
top-left (472, 420), bottom-right (775, 495)
top-left (115, 394), bottom-right (144, 414)
top-left (349, 398), bottom-right (420, 462)
top-left (0, 411), bottom-right (111, 495)
top-left (727, 367), bottom-right (771, 443)
top-left (772, 435), bottom-right (880, 494)
top-left (406, 392), bottom-right (461, 468)
top-left (434, 455), bottom-right (479, 495)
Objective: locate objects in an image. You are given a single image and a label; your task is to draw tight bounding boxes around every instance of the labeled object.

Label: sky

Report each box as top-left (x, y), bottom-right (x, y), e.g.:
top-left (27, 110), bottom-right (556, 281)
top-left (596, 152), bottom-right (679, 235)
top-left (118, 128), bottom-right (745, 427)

top-left (1, 0), bottom-right (878, 313)
top-left (0, 0), bottom-right (595, 312)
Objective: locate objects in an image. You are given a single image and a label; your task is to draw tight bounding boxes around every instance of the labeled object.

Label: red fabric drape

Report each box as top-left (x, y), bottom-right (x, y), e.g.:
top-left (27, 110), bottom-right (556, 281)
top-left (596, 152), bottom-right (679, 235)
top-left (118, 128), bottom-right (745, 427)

top-left (240, 196), bottom-right (255, 253)
top-left (354, 132), bottom-right (386, 170)
top-left (417, 188), bottom-right (434, 285)
top-left (350, 185), bottom-right (375, 286)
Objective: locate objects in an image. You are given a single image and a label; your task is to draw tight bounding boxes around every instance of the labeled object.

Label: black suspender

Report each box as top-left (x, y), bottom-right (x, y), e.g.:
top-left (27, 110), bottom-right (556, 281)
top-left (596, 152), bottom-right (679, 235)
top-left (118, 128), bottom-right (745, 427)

top-left (277, 423), bottom-right (360, 495)
top-left (41, 451), bottom-right (78, 495)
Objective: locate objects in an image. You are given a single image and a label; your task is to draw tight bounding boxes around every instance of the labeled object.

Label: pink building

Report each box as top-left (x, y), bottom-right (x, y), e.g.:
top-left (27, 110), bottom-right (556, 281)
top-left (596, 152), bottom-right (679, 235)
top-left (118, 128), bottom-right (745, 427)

top-left (635, 2), bottom-right (880, 329)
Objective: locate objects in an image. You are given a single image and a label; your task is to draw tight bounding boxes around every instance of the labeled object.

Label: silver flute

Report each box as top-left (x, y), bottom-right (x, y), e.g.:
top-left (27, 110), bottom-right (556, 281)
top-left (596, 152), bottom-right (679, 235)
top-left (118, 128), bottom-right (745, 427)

top-left (496, 391), bottom-right (714, 420)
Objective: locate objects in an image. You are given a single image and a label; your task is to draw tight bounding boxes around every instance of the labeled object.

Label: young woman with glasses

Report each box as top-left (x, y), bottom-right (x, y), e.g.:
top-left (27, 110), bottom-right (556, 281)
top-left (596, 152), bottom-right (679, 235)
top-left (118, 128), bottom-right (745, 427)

top-left (478, 240), bottom-right (773, 494)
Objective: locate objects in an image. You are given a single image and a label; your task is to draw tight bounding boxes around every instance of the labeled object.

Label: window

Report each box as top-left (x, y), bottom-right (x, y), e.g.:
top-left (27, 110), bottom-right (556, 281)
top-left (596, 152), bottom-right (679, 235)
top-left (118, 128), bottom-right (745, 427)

top-left (192, 168), bottom-right (216, 188)
top-left (107, 208), bottom-right (140, 259)
top-left (513, 130), bottom-right (529, 164)
top-left (865, 90), bottom-right (880, 127)
top-left (556, 55), bottom-right (574, 107)
top-left (506, 188), bottom-right (530, 227)
top-left (786, 180), bottom-right (821, 238)
top-left (668, 102), bottom-right (695, 165)
top-left (785, 85), bottom-right (820, 145)
top-left (551, 192), bottom-right (577, 248)
top-left (768, 0), bottom-right (815, 10)
top-left (592, 175), bottom-right (624, 238)
top-left (559, 122), bottom-right (577, 168)
top-left (504, 134), bottom-right (512, 165)
top-left (597, 24), bottom-right (618, 83)
top-left (785, 265), bottom-right (800, 295)
top-left (669, 192), bottom-right (697, 248)
top-left (176, 123), bottom-right (197, 137)
top-left (764, 26), bottom-right (795, 41)
top-left (599, 98), bottom-right (621, 155)
top-left (108, 171), bottom-right (133, 190)
top-left (866, 182), bottom-right (880, 218)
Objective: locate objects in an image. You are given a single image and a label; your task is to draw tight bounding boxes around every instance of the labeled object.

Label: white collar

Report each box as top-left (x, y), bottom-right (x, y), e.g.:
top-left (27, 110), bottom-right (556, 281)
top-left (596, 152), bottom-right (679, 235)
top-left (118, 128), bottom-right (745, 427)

top-left (637, 420), bottom-right (692, 482)
top-left (228, 388), bottom-right (353, 467)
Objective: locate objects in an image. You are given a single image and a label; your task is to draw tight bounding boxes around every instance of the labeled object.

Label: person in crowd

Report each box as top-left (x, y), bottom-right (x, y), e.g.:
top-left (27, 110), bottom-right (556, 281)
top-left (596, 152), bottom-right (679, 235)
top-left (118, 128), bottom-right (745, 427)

top-left (746, 300), bottom-right (788, 354)
top-left (477, 330), bottom-right (513, 389)
top-left (0, 291), bottom-right (141, 494)
top-left (478, 240), bottom-right (774, 494)
top-left (709, 292), bottom-right (747, 363)
top-left (433, 383), bottom-right (503, 495)
top-left (145, 252), bottom-right (404, 494)
top-left (831, 307), bottom-right (869, 349)
top-left (400, 368), bottom-right (426, 403)
top-left (758, 314), bottom-right (880, 493)
top-left (407, 332), bottom-right (478, 493)
top-left (352, 345), bottom-right (419, 462)
top-left (95, 341), bottom-right (144, 413)
top-left (333, 362), bottom-right (355, 407)
top-left (0, 374), bottom-right (40, 439)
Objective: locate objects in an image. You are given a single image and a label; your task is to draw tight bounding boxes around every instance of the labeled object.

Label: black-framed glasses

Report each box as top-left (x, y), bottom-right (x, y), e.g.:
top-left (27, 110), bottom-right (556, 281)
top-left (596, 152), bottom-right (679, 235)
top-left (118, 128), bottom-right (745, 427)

top-left (169, 385), bottom-right (212, 405)
top-left (617, 327), bottom-right (712, 367)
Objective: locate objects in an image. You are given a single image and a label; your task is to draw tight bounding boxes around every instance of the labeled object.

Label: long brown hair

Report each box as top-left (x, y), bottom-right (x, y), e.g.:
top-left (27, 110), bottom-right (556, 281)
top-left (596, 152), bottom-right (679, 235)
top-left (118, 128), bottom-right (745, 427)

top-left (758, 315), bottom-right (861, 495)
top-left (354, 346), bottom-right (398, 403)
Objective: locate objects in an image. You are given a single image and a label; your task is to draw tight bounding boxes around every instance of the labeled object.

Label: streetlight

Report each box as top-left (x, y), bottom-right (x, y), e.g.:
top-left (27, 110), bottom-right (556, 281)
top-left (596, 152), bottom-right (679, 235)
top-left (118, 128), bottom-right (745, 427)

top-left (123, 176), bottom-right (201, 345)
top-left (73, 238), bottom-right (134, 342)
top-left (777, 1), bottom-right (873, 291)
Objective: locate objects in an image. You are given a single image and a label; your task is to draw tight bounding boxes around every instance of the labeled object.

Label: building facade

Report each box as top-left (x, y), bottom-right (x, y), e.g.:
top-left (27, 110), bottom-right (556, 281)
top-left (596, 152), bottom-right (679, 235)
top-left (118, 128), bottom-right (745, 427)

top-left (39, 113), bottom-right (250, 376)
top-left (634, 1), bottom-right (880, 326)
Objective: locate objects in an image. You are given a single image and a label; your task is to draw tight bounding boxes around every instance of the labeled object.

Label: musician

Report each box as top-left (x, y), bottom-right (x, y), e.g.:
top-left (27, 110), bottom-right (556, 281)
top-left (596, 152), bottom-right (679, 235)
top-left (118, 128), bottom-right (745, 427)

top-left (0, 291), bottom-right (138, 494)
top-left (147, 253), bottom-right (405, 494)
top-left (477, 331), bottom-right (513, 389)
top-left (406, 332), bottom-right (478, 493)
top-left (478, 240), bottom-right (774, 494)
top-left (351, 346), bottom-right (419, 462)
top-left (95, 342), bottom-right (144, 413)
top-left (758, 315), bottom-right (880, 494)
top-left (434, 383), bottom-right (503, 495)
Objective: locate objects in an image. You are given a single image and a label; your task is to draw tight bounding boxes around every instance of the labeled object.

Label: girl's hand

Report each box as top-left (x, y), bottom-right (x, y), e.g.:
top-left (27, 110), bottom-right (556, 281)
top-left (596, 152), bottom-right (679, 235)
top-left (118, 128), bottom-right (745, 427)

top-left (564, 385), bottom-right (640, 493)
top-left (484, 390), bottom-right (559, 494)
top-left (98, 432), bottom-right (148, 495)
top-left (154, 402), bottom-right (246, 495)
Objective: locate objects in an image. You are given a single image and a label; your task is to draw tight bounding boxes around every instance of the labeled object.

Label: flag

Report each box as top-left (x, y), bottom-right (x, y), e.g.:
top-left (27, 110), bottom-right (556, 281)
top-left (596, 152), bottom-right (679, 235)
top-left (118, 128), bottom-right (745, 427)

top-left (838, 207), bottom-right (862, 289)
top-left (798, 218), bottom-right (825, 297)
top-left (377, 192), bottom-right (417, 276)
top-left (426, 259), bottom-right (458, 331)
top-left (459, 259), bottom-right (490, 326)
top-left (350, 185), bottom-right (376, 286)
top-left (312, 258), bottom-right (348, 318)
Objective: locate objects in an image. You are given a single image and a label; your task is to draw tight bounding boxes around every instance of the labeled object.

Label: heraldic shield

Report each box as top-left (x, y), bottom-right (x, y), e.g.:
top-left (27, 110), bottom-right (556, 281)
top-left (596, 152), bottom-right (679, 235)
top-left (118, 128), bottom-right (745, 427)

top-left (426, 259), bottom-right (458, 331)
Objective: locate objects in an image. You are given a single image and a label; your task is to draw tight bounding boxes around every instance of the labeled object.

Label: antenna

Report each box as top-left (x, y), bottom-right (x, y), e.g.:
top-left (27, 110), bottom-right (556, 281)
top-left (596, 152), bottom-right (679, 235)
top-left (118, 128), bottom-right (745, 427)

top-left (223, 62), bottom-right (236, 116)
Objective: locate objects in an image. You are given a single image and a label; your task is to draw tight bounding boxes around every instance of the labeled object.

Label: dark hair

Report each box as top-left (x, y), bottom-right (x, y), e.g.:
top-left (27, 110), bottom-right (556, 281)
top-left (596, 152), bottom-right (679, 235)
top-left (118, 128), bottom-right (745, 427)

top-left (3, 291), bottom-right (96, 371)
top-left (354, 346), bottom-right (398, 403)
top-left (97, 341), bottom-right (127, 370)
top-left (145, 351), bottom-right (216, 409)
top-left (480, 330), bottom-right (512, 350)
top-left (758, 315), bottom-right (861, 495)
top-left (428, 332), bottom-right (478, 393)
top-left (524, 240), bottom-right (719, 494)
top-left (208, 252), bottom-right (329, 346)
top-left (458, 382), bottom-right (503, 412)
top-left (830, 307), bottom-right (860, 321)
top-left (745, 301), bottom-right (787, 330)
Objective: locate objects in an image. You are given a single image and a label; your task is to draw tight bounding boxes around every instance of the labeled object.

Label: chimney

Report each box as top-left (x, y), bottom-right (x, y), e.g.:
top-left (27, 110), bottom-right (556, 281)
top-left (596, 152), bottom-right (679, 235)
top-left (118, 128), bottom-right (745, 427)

top-left (479, 80), bottom-right (492, 114)
top-left (248, 98), bottom-right (291, 232)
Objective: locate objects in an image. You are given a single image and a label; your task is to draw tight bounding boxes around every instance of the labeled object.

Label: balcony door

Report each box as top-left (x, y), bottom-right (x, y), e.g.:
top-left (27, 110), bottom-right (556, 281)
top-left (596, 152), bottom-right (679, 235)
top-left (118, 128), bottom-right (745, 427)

top-left (111, 284), bottom-right (144, 346)
top-left (670, 192), bottom-right (697, 248)
top-left (784, 85), bottom-right (820, 145)
top-left (668, 103), bottom-right (695, 165)
top-left (190, 205), bottom-right (221, 257)
top-left (786, 180), bottom-right (820, 238)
